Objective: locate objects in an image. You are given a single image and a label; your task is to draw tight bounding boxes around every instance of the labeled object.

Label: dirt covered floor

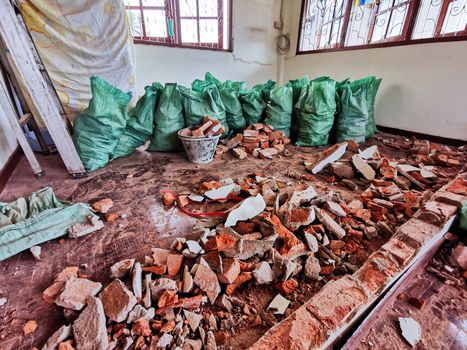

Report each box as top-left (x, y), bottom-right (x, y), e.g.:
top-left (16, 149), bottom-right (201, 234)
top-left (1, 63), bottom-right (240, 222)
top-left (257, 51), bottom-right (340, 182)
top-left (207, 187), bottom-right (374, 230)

top-left (0, 133), bottom-right (464, 350)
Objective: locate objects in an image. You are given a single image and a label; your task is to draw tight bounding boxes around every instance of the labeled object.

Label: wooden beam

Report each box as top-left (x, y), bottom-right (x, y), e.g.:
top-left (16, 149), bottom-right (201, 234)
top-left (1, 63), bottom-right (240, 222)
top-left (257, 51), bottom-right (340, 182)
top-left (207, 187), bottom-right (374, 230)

top-left (0, 1), bottom-right (86, 177)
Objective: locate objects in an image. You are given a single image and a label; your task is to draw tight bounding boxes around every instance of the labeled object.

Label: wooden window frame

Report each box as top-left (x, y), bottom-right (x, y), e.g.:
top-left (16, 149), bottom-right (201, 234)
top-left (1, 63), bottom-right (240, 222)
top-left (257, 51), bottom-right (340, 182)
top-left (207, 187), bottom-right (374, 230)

top-left (126, 0), bottom-right (233, 52)
top-left (297, 0), bottom-right (467, 55)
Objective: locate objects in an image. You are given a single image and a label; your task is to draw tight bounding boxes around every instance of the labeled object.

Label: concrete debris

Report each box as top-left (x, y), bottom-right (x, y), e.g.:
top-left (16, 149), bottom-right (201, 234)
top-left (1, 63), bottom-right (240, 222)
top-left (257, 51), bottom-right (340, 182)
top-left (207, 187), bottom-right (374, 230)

top-left (225, 194), bottom-right (266, 227)
top-left (310, 142), bottom-right (348, 174)
top-left (324, 201), bottom-right (347, 217)
top-left (204, 184), bottom-right (237, 200)
top-left (91, 198), bottom-right (113, 214)
top-left (30, 245), bottom-right (41, 261)
top-left (183, 240), bottom-right (204, 258)
top-left (359, 145), bottom-right (379, 159)
top-left (68, 215), bottom-right (103, 238)
top-left (352, 154), bottom-right (376, 180)
top-left (143, 273), bottom-right (152, 308)
top-left (110, 258), bottom-right (135, 279)
top-left (157, 333), bottom-right (174, 348)
top-left (237, 234), bottom-right (278, 260)
top-left (194, 259), bottom-right (221, 304)
top-left (167, 253), bottom-right (184, 276)
top-left (0, 297), bottom-right (6, 307)
top-left (304, 233), bottom-right (319, 253)
top-left (217, 258), bottom-right (241, 284)
top-left (183, 265), bottom-right (194, 293)
top-left (99, 279), bottom-right (137, 322)
top-left (126, 305), bottom-right (148, 323)
top-left (151, 247), bottom-right (173, 266)
top-left (330, 162), bottom-right (355, 179)
top-left (151, 278), bottom-right (178, 298)
top-left (23, 320), bottom-right (37, 335)
top-left (216, 294), bottom-right (233, 312)
top-left (73, 297), bottom-right (108, 350)
top-left (315, 208), bottom-right (346, 239)
top-left (267, 294), bottom-right (290, 315)
top-left (41, 325), bottom-right (71, 350)
top-left (55, 277), bottom-right (102, 310)
top-left (304, 255), bottom-right (320, 280)
top-left (184, 310), bottom-right (203, 331)
top-left (183, 339), bottom-right (203, 350)
top-left (252, 261), bottom-right (274, 284)
top-left (132, 262), bottom-right (143, 299)
top-left (43, 267), bottom-right (79, 304)
top-left (399, 317), bottom-right (421, 347)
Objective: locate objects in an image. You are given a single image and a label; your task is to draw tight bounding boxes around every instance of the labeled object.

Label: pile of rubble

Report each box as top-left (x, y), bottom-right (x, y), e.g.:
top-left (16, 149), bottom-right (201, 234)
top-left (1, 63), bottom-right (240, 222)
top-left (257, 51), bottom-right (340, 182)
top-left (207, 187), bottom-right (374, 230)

top-left (179, 117), bottom-right (225, 138)
top-left (216, 123), bottom-right (291, 160)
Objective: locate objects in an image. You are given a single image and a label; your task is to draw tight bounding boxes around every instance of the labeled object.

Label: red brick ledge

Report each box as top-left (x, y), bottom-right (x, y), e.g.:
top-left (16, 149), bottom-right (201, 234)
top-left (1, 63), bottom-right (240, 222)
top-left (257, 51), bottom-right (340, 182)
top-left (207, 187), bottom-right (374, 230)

top-left (250, 173), bottom-right (467, 350)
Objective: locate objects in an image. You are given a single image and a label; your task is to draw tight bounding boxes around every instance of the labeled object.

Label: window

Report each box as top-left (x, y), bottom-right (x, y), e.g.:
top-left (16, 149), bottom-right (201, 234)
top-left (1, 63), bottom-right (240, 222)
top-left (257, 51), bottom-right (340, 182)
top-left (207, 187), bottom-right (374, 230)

top-left (125, 0), bottom-right (232, 51)
top-left (298, 0), bottom-right (467, 53)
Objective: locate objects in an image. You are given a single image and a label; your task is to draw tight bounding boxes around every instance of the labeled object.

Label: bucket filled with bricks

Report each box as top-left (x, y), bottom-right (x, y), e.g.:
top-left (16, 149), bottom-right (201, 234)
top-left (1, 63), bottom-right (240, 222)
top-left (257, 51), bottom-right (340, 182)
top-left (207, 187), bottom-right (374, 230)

top-left (178, 117), bottom-right (224, 164)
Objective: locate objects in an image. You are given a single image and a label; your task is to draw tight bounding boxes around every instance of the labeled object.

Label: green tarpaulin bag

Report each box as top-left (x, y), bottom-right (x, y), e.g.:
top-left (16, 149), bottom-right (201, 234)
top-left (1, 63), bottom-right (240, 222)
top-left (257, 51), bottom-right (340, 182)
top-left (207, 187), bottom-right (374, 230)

top-left (149, 83), bottom-right (186, 152)
top-left (195, 73), bottom-right (246, 131)
top-left (73, 76), bottom-right (132, 171)
top-left (295, 79), bottom-right (337, 146)
top-left (112, 83), bottom-right (161, 159)
top-left (335, 82), bottom-right (369, 143)
top-left (180, 84), bottom-right (229, 137)
top-left (0, 188), bottom-right (98, 261)
top-left (239, 89), bottom-right (266, 126)
top-left (459, 203), bottom-right (467, 231)
top-left (289, 76), bottom-right (310, 140)
top-left (264, 83), bottom-right (293, 137)
top-left (253, 80), bottom-right (277, 104)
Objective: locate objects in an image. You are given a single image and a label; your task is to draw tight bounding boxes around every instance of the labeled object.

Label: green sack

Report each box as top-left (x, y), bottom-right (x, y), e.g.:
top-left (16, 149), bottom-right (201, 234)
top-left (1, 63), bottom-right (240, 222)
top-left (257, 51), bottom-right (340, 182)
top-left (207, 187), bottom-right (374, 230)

top-left (196, 73), bottom-right (246, 131)
top-left (0, 188), bottom-right (98, 261)
top-left (180, 84), bottom-right (229, 137)
top-left (295, 79), bottom-right (337, 146)
top-left (459, 203), bottom-right (467, 231)
top-left (289, 76), bottom-right (310, 140)
top-left (149, 83), bottom-right (186, 152)
top-left (239, 89), bottom-right (266, 126)
top-left (335, 82), bottom-right (369, 143)
top-left (264, 83), bottom-right (293, 137)
top-left (253, 80), bottom-right (277, 104)
top-left (73, 76), bottom-right (132, 171)
top-left (112, 83), bottom-right (161, 159)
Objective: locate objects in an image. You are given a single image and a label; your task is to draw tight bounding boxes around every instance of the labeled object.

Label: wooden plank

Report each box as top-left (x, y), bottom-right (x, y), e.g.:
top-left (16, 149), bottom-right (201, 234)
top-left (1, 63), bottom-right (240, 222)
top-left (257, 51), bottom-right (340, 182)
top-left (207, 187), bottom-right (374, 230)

top-left (0, 1), bottom-right (86, 176)
top-left (0, 82), bottom-right (43, 176)
top-left (18, 113), bottom-right (32, 127)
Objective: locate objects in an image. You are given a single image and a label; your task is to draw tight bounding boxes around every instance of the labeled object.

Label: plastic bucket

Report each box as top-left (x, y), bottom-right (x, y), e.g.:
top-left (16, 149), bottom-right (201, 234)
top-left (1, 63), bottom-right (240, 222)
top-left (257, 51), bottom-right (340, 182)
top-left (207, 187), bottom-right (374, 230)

top-left (178, 129), bottom-right (220, 164)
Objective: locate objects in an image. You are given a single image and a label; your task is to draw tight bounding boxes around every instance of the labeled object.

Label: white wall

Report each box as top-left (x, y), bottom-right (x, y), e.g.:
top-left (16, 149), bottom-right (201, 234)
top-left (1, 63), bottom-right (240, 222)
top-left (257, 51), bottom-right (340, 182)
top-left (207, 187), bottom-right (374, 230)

top-left (134, 0), bottom-right (282, 92)
top-left (283, 0), bottom-right (467, 141)
top-left (0, 75), bottom-right (18, 170)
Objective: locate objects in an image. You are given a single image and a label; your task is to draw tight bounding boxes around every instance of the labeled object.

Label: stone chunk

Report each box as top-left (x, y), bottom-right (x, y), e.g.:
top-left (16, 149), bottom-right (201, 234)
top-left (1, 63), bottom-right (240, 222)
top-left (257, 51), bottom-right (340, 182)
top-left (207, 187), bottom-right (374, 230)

top-left (352, 154), bottom-right (375, 181)
top-left (110, 259), bottom-right (135, 279)
top-left (92, 198), bottom-right (113, 213)
top-left (315, 208), bottom-right (346, 239)
top-left (41, 325), bottom-right (71, 350)
top-left (267, 294), bottom-right (290, 315)
top-left (324, 201), bottom-right (347, 217)
top-left (43, 267), bottom-right (79, 304)
top-left (73, 297), bottom-right (108, 350)
top-left (99, 279), bottom-right (137, 322)
top-left (56, 277), bottom-right (102, 310)
top-left (304, 256), bottom-right (320, 281)
top-left (252, 262), bottom-right (273, 284)
top-left (194, 258), bottom-right (221, 304)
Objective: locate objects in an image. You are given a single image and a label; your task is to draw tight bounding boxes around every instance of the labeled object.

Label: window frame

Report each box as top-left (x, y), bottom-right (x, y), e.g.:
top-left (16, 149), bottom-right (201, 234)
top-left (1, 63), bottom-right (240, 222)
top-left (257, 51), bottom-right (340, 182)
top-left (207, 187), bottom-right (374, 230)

top-left (126, 0), bottom-right (234, 52)
top-left (297, 0), bottom-right (467, 55)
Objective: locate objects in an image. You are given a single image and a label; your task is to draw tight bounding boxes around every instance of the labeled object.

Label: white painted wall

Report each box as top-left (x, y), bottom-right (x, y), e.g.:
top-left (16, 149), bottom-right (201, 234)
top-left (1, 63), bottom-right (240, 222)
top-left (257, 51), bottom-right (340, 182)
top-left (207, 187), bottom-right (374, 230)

top-left (0, 75), bottom-right (18, 170)
top-left (134, 0), bottom-right (282, 92)
top-left (283, 0), bottom-right (467, 141)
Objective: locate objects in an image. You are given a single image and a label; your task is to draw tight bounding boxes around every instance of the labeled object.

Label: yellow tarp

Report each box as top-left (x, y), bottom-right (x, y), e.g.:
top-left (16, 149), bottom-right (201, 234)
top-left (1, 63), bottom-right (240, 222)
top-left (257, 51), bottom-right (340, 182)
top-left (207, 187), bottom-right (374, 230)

top-left (19, 0), bottom-right (136, 120)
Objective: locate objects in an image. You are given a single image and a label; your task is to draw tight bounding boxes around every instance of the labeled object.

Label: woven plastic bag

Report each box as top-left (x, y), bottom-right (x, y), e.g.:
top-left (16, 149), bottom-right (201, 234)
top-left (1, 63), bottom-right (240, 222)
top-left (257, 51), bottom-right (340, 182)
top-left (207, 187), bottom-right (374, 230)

top-left (112, 83), bottom-right (161, 159)
top-left (180, 84), bottom-right (229, 137)
top-left (295, 78), bottom-right (337, 146)
top-left (73, 76), bottom-right (132, 171)
top-left (239, 89), bottom-right (266, 126)
top-left (149, 83), bottom-right (185, 152)
top-left (335, 82), bottom-right (369, 143)
top-left (264, 83), bottom-right (293, 137)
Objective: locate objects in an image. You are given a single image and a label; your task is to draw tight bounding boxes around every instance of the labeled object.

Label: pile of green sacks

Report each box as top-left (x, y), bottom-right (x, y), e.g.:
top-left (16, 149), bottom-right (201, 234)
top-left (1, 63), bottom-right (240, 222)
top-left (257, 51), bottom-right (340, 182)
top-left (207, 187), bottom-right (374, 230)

top-left (72, 74), bottom-right (381, 171)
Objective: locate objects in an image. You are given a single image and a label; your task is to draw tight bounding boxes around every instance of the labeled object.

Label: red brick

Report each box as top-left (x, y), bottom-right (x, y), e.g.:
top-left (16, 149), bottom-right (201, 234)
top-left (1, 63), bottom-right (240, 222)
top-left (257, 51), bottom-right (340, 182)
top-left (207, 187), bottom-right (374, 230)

top-left (381, 238), bottom-right (416, 266)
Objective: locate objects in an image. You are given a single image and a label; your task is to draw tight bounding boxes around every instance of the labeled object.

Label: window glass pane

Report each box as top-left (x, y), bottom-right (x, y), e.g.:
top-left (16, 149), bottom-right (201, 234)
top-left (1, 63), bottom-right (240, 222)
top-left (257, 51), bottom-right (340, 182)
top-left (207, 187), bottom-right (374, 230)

top-left (371, 11), bottom-right (391, 41)
top-left (386, 2), bottom-right (409, 37)
top-left (181, 19), bottom-right (199, 42)
top-left (199, 0), bottom-right (218, 16)
top-left (200, 19), bottom-right (218, 42)
top-left (345, 5), bottom-right (375, 46)
top-left (142, 0), bottom-right (165, 5)
top-left (144, 9), bottom-right (168, 37)
top-left (441, 0), bottom-right (467, 34)
top-left (125, 0), bottom-right (140, 6)
top-left (412, 0), bottom-right (442, 39)
top-left (180, 0), bottom-right (197, 16)
top-left (126, 9), bottom-right (143, 37)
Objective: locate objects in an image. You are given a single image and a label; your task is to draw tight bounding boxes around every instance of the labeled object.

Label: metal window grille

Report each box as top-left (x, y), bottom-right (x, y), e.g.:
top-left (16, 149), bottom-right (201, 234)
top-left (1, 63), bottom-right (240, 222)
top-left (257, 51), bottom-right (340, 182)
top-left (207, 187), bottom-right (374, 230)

top-left (298, 0), bottom-right (467, 53)
top-left (125, 0), bottom-right (232, 51)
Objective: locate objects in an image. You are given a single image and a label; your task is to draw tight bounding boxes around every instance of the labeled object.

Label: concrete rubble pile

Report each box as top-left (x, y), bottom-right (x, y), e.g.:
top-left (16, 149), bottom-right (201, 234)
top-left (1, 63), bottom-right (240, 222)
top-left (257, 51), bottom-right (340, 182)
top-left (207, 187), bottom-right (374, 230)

top-left (179, 117), bottom-right (225, 138)
top-left (216, 123), bottom-right (291, 160)
top-left (37, 137), bottom-right (466, 350)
